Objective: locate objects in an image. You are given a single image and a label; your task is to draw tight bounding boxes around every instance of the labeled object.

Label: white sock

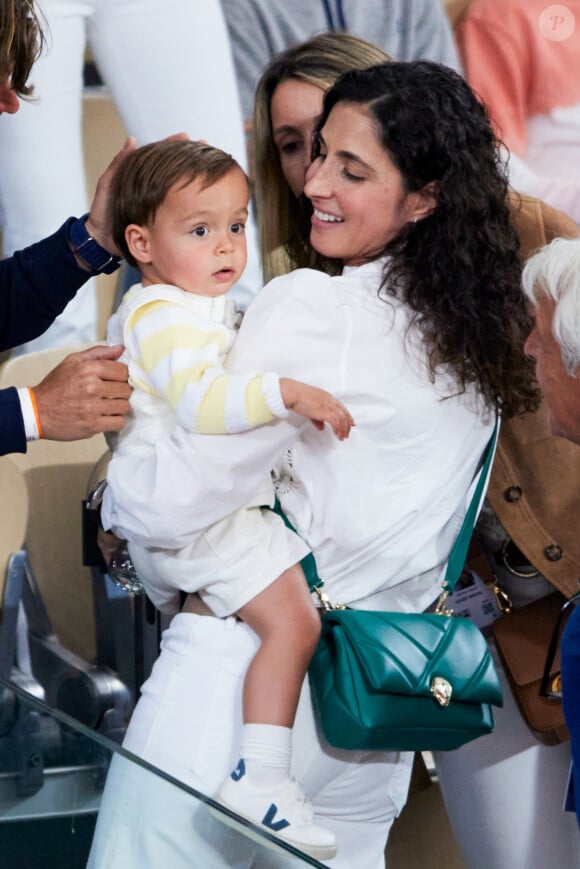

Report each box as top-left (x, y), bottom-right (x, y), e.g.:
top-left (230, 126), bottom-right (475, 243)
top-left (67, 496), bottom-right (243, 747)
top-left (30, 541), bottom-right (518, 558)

top-left (239, 723), bottom-right (292, 790)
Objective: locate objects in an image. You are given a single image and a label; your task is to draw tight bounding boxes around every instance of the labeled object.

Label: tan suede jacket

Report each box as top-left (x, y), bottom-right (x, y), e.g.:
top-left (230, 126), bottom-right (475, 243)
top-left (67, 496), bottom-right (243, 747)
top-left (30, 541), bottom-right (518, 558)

top-left (485, 194), bottom-right (580, 597)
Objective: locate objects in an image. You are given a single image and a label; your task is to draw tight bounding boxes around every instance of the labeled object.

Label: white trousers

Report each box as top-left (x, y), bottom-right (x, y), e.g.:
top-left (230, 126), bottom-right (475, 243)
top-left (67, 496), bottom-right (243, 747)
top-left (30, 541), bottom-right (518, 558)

top-left (434, 639), bottom-right (580, 869)
top-left (88, 613), bottom-right (413, 868)
top-left (0, 0), bottom-right (260, 353)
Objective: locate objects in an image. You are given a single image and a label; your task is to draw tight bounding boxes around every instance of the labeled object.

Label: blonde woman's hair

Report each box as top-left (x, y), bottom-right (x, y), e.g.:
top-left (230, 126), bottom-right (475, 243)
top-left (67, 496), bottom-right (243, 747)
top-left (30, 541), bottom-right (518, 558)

top-left (253, 32), bottom-right (390, 281)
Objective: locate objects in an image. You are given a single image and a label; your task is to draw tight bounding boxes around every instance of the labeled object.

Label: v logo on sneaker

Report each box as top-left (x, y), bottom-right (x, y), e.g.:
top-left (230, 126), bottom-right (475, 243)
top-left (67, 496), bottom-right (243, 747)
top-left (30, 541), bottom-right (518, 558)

top-left (230, 759), bottom-right (246, 781)
top-left (213, 774), bottom-right (337, 860)
top-left (262, 804), bottom-right (290, 832)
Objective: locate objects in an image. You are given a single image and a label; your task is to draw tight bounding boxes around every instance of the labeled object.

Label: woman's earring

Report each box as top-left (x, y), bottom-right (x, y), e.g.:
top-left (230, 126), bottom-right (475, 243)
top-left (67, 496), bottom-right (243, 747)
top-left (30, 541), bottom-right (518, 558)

top-left (413, 216), bottom-right (418, 224)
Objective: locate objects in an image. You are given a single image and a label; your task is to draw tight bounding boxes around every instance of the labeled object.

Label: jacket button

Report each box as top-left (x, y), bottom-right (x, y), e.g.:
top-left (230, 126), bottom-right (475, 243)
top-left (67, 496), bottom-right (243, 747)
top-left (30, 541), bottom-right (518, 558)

top-left (544, 544), bottom-right (563, 562)
top-left (504, 485), bottom-right (522, 502)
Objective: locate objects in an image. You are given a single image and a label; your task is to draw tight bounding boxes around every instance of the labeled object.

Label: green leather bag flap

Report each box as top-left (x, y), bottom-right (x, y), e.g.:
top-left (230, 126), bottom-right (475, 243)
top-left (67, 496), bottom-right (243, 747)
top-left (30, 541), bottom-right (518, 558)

top-left (321, 609), bottom-right (503, 707)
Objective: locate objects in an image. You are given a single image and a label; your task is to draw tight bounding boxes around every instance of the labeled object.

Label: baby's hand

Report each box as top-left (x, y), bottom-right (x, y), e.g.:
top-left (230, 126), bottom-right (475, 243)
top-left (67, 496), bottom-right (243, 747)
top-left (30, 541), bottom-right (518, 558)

top-left (280, 378), bottom-right (354, 441)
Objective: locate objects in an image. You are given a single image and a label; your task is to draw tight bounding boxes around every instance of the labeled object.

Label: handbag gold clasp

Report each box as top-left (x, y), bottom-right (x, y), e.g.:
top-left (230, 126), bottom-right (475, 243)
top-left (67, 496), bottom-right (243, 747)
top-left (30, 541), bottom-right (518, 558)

top-left (314, 587), bottom-right (346, 611)
top-left (431, 676), bottom-right (453, 707)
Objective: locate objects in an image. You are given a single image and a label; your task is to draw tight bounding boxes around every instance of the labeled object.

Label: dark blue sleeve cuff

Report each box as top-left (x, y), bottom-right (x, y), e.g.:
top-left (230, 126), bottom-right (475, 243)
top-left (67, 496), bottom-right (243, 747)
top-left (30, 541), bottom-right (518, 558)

top-left (0, 387), bottom-right (27, 455)
top-left (0, 218), bottom-right (119, 352)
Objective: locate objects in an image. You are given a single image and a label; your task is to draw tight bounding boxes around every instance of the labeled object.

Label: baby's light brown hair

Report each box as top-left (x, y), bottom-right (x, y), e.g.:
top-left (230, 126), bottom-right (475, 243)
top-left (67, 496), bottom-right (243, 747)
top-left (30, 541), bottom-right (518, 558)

top-left (112, 139), bottom-right (247, 268)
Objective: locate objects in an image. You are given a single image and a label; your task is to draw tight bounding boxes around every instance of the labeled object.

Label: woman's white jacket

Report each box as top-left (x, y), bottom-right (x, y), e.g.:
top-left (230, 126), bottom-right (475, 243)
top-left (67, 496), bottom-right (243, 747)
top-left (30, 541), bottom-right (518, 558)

top-left (104, 259), bottom-right (494, 613)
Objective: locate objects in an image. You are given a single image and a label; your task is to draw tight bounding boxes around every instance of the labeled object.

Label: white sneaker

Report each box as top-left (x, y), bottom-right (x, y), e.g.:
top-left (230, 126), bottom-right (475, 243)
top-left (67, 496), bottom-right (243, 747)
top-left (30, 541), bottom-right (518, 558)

top-left (214, 760), bottom-right (337, 861)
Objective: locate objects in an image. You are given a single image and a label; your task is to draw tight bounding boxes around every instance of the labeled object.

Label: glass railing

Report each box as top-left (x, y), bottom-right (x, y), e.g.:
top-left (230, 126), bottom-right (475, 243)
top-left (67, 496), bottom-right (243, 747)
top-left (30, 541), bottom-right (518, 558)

top-left (0, 674), bottom-right (327, 868)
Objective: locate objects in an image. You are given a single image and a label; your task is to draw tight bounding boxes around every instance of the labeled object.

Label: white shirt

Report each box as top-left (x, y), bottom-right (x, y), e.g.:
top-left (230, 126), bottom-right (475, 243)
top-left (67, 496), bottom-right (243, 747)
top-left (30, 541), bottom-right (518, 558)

top-left (104, 260), bottom-right (494, 613)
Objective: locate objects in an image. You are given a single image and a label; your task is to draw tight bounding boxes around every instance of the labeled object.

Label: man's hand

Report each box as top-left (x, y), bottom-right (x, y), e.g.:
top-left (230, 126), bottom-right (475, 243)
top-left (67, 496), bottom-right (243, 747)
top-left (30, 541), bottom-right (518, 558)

top-left (85, 137), bottom-right (137, 255)
top-left (32, 345), bottom-right (131, 441)
top-left (85, 133), bottom-right (190, 254)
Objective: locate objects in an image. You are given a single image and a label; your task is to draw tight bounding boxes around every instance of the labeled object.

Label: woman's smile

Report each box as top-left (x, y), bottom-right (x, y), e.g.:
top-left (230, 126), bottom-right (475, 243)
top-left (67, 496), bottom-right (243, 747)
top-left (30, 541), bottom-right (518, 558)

top-left (304, 102), bottom-right (419, 266)
top-left (312, 207), bottom-right (344, 223)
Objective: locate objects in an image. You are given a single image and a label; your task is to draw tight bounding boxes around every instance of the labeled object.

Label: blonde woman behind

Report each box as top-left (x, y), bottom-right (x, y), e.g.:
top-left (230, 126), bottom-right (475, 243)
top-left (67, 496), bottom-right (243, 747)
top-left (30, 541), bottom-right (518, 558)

top-left (252, 33), bottom-right (391, 282)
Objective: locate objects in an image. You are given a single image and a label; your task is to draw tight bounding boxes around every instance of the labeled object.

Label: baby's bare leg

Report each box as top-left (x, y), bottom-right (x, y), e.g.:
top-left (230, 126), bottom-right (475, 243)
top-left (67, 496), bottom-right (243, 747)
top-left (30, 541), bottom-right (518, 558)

top-left (217, 569), bottom-right (336, 858)
top-left (237, 564), bottom-right (321, 726)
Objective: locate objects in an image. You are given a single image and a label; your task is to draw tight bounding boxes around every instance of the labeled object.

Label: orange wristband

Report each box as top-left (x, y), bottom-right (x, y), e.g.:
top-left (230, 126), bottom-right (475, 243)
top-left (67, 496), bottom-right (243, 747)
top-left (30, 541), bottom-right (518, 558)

top-left (28, 387), bottom-right (43, 439)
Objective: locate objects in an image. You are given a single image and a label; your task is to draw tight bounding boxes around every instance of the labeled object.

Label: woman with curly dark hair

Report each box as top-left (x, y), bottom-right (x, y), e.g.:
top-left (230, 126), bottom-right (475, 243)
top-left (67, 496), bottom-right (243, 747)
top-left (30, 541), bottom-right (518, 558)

top-left (91, 58), bottom-right (541, 868)
top-left (248, 42), bottom-right (577, 869)
top-left (307, 60), bottom-right (538, 420)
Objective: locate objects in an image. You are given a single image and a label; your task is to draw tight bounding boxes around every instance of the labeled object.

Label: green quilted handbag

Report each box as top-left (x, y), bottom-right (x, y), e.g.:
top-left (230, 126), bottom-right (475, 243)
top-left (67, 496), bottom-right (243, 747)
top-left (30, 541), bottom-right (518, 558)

top-left (308, 605), bottom-right (502, 751)
top-left (275, 417), bottom-right (503, 752)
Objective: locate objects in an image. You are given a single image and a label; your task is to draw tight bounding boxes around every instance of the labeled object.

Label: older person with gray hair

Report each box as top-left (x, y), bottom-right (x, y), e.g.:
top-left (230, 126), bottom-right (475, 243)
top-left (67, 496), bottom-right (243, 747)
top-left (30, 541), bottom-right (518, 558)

top-left (523, 236), bottom-right (580, 829)
top-left (523, 238), bottom-right (580, 445)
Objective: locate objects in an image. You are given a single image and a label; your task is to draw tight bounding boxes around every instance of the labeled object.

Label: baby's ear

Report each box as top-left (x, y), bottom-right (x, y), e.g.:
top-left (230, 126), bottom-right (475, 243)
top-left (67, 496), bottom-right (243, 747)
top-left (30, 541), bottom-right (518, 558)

top-left (125, 224), bottom-right (152, 264)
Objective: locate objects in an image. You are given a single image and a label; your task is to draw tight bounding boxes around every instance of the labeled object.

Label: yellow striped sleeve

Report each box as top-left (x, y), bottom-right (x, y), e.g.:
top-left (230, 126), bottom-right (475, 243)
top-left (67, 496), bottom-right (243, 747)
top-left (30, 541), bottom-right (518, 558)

top-left (195, 374), bottom-right (229, 433)
top-left (125, 299), bottom-right (279, 434)
top-left (245, 375), bottom-right (276, 427)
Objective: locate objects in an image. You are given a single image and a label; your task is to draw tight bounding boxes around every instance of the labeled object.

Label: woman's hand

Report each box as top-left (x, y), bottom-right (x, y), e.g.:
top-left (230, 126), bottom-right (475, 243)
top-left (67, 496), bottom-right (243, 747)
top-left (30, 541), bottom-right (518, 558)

top-left (280, 378), bottom-right (354, 441)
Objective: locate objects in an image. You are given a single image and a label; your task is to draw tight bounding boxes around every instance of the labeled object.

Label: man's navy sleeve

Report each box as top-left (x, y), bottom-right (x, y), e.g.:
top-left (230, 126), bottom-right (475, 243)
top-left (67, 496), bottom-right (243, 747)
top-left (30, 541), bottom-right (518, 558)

top-left (0, 218), bottom-right (92, 352)
top-left (0, 217), bottom-right (109, 454)
top-left (0, 387), bottom-right (26, 455)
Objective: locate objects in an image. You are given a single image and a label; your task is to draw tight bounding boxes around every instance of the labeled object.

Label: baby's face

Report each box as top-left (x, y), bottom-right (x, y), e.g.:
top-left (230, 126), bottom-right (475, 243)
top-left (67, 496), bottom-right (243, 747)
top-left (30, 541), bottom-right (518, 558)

top-left (141, 167), bottom-right (249, 297)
